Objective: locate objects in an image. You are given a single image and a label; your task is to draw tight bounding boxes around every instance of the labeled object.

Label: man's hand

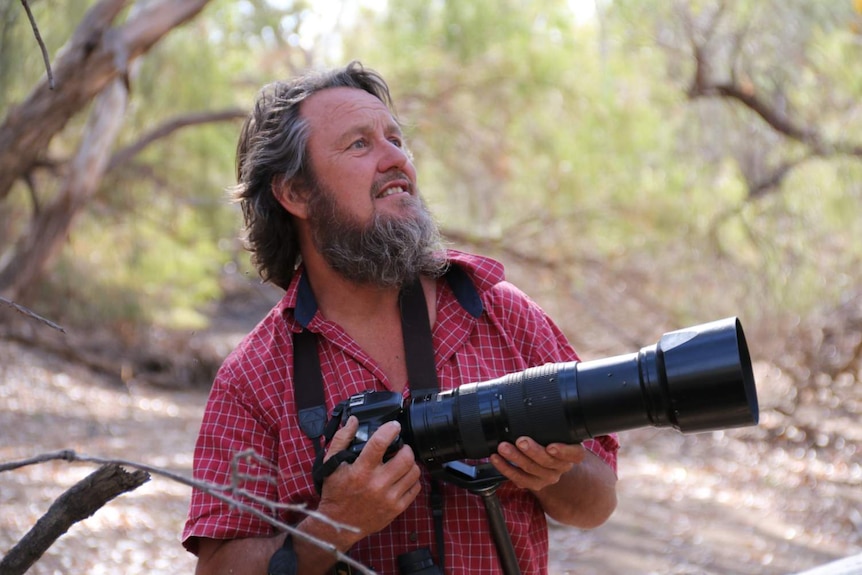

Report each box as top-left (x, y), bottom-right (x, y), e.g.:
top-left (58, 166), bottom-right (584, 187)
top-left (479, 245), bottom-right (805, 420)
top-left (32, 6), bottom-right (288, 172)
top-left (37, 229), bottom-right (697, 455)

top-left (316, 416), bottom-right (422, 541)
top-left (193, 417), bottom-right (423, 575)
top-left (490, 436), bottom-right (617, 529)
top-left (489, 437), bottom-right (583, 492)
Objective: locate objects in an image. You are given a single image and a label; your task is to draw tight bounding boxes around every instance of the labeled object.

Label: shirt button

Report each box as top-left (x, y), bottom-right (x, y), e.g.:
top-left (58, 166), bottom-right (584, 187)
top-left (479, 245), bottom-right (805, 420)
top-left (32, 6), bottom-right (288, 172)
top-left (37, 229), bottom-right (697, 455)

top-left (409, 531), bottom-right (419, 542)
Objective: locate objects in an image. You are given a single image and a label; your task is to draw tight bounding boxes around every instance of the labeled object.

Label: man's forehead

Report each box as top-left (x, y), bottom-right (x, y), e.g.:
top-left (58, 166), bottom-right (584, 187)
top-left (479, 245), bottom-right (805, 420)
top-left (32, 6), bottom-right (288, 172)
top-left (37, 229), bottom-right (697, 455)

top-left (301, 87), bottom-right (396, 128)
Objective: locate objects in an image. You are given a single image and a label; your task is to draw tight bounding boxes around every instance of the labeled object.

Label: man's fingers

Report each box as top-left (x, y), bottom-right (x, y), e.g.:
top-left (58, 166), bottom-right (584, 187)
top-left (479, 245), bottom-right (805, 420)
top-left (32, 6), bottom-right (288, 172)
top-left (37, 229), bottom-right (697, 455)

top-left (502, 437), bottom-right (586, 468)
top-left (356, 420), bottom-right (402, 464)
top-left (326, 415), bottom-right (359, 456)
top-left (545, 442), bottom-right (587, 465)
top-left (491, 438), bottom-right (584, 492)
top-left (387, 450), bottom-right (423, 499)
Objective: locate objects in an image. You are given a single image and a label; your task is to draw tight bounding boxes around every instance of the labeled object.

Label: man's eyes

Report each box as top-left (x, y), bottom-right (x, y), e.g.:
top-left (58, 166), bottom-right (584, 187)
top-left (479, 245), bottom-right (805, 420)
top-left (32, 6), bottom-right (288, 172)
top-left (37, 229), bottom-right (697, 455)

top-left (347, 136), bottom-right (404, 150)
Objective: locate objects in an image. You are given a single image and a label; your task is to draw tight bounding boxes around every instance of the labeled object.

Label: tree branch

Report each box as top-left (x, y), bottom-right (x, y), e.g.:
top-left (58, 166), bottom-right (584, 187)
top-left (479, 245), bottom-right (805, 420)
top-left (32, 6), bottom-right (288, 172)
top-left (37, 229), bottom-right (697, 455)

top-left (107, 108), bottom-right (247, 171)
top-left (0, 0), bottom-right (214, 202)
top-left (686, 35), bottom-right (862, 158)
top-left (20, 0), bottom-right (54, 90)
top-left (0, 449), bottom-right (375, 574)
top-left (689, 73), bottom-right (819, 146)
top-left (0, 463), bottom-right (149, 575)
top-left (0, 296), bottom-right (66, 332)
top-left (747, 155), bottom-right (811, 199)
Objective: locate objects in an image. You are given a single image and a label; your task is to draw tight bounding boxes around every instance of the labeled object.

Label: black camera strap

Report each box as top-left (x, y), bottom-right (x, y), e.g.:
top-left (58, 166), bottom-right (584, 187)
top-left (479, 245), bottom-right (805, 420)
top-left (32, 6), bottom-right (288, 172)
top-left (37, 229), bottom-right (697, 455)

top-left (293, 275), bottom-right (446, 571)
top-left (397, 277), bottom-right (438, 395)
top-left (398, 278), bottom-right (447, 572)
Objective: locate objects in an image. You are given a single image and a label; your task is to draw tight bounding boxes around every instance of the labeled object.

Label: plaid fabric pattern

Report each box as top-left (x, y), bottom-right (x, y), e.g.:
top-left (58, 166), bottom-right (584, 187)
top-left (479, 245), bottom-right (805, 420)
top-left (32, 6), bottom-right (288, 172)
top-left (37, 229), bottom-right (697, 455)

top-left (183, 250), bottom-right (619, 574)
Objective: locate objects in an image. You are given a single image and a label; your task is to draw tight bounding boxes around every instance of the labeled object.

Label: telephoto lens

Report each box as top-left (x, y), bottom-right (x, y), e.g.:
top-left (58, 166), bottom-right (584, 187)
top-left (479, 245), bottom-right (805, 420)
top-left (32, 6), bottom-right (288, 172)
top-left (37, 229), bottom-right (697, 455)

top-left (403, 317), bottom-right (758, 468)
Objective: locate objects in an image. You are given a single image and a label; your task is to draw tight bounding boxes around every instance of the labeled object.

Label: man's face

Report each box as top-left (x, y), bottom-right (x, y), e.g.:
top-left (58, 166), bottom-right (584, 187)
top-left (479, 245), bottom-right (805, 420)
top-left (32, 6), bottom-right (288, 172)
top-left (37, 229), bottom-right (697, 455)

top-left (299, 87), bottom-right (446, 287)
top-left (301, 86), bottom-right (420, 227)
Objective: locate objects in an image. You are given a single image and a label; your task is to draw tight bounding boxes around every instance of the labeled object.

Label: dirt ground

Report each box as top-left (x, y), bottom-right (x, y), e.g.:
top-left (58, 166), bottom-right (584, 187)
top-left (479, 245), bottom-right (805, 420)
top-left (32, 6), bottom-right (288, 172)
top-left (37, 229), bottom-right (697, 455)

top-left (1, 316), bottom-right (861, 574)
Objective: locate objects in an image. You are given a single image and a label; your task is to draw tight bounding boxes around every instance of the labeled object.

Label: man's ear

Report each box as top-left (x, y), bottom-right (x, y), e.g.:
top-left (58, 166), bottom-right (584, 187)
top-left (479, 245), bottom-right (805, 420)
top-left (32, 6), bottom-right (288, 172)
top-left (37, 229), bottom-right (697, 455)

top-left (272, 175), bottom-right (309, 220)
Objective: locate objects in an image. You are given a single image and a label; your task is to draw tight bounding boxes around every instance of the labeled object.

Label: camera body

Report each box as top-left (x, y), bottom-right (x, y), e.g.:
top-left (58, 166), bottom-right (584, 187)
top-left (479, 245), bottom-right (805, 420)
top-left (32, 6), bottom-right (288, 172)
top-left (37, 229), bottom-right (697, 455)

top-left (342, 390), bottom-right (405, 459)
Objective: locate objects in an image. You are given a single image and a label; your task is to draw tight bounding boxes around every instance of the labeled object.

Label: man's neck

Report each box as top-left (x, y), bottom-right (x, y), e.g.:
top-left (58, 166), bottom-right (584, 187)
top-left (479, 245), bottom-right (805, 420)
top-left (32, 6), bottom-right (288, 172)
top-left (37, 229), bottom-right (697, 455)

top-left (300, 250), bottom-right (402, 325)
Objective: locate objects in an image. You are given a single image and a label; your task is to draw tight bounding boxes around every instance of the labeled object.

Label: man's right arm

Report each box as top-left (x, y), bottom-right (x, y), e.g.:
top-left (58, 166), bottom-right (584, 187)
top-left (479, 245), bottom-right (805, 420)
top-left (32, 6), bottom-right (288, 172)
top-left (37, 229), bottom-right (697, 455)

top-left (194, 518), bottom-right (356, 575)
top-left (194, 418), bottom-right (422, 575)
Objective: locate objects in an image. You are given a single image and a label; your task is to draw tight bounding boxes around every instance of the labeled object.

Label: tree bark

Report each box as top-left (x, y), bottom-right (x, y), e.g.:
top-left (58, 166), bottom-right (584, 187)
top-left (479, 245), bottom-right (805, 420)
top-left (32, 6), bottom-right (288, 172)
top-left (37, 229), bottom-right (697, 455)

top-left (0, 463), bottom-right (150, 575)
top-left (0, 76), bottom-right (128, 298)
top-left (0, 0), bottom-right (212, 203)
top-left (0, 0), bottom-right (213, 298)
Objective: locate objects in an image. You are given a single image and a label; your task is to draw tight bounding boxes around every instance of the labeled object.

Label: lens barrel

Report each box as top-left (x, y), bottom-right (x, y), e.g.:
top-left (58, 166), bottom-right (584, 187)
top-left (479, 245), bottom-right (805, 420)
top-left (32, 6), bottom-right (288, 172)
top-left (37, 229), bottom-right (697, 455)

top-left (405, 317), bottom-right (758, 467)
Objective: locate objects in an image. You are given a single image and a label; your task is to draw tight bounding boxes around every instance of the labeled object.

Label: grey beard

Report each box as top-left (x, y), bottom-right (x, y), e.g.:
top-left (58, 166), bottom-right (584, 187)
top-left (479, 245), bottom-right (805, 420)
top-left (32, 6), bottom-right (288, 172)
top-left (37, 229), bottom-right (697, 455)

top-left (310, 193), bottom-right (448, 288)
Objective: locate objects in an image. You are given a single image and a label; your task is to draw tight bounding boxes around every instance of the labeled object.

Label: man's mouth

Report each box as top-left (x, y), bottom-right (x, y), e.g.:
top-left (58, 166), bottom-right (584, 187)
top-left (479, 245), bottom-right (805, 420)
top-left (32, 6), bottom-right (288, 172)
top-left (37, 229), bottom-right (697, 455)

top-left (376, 185), bottom-right (407, 199)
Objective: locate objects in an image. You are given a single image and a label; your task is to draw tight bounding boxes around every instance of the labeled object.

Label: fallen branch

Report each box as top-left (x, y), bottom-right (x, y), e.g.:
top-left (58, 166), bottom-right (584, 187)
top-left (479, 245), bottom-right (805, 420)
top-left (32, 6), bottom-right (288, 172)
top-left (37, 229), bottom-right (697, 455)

top-left (0, 463), bottom-right (149, 575)
top-left (0, 449), bottom-right (375, 574)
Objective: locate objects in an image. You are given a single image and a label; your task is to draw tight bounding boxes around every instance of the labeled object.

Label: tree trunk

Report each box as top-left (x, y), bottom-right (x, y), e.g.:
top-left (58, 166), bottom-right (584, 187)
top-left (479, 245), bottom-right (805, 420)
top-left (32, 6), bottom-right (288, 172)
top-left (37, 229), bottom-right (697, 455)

top-left (0, 78), bottom-right (128, 298)
top-left (0, 0), bottom-right (212, 298)
top-left (0, 0), bottom-right (212, 202)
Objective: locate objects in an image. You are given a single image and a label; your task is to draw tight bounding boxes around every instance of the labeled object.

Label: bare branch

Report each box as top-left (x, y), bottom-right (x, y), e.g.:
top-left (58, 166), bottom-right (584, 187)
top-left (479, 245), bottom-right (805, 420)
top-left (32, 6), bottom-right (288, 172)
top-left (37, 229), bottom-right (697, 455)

top-left (0, 296), bottom-right (66, 333)
top-left (686, 28), bottom-right (862, 159)
top-left (0, 463), bottom-right (149, 575)
top-left (20, 0), bottom-right (54, 90)
top-left (107, 108), bottom-right (248, 171)
top-left (0, 449), bottom-right (375, 574)
top-left (0, 449), bottom-right (77, 473)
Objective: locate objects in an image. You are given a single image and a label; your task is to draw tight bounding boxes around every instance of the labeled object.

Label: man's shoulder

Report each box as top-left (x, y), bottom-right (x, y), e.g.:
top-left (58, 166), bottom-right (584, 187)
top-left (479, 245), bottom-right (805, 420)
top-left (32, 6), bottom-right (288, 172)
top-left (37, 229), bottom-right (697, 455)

top-left (444, 250), bottom-right (541, 323)
top-left (218, 297), bottom-right (294, 376)
top-left (445, 249), bottom-right (506, 291)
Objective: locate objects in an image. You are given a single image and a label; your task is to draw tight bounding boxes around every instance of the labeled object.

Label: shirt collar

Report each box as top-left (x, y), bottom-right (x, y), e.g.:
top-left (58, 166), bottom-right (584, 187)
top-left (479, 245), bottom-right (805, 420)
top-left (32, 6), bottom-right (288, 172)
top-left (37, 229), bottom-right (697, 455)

top-left (280, 250), bottom-right (503, 326)
top-left (294, 272), bottom-right (317, 328)
top-left (444, 263), bottom-right (483, 318)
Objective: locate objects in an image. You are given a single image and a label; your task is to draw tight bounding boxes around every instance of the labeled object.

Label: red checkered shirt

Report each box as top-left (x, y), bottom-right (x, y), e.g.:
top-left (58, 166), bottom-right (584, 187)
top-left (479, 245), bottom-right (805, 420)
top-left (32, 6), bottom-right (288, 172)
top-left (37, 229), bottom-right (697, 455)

top-left (183, 250), bottom-right (619, 574)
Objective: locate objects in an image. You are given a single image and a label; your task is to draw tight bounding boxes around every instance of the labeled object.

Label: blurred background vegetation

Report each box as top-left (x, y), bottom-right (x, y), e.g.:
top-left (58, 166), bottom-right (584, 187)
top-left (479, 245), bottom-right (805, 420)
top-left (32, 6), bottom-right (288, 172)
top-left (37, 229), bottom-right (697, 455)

top-left (2, 2), bottom-right (862, 573)
top-left (1, 0), bottom-right (861, 371)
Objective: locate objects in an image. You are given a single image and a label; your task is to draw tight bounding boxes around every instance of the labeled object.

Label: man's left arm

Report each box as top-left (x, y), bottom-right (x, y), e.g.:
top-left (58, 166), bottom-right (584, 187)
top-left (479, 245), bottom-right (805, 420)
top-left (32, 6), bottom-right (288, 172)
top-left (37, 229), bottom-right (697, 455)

top-left (482, 280), bottom-right (618, 526)
top-left (489, 438), bottom-right (618, 529)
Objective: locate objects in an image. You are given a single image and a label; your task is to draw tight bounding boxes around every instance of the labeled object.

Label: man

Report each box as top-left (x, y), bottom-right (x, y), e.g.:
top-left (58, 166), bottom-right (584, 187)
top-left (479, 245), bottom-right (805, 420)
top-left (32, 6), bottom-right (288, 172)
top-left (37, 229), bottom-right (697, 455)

top-left (183, 61), bottom-right (619, 575)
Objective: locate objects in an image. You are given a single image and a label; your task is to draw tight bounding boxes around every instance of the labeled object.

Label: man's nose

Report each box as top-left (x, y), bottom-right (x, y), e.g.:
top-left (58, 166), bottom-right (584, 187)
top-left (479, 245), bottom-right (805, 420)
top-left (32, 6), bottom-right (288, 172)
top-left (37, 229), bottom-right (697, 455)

top-left (377, 140), bottom-right (410, 172)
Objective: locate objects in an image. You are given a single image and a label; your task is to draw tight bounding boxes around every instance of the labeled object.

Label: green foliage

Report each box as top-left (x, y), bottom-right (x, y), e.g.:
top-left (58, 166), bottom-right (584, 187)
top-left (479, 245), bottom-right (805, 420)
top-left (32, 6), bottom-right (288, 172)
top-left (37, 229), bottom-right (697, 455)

top-left (332, 0), bottom-right (862, 338)
top-left (0, 0), bottom-right (93, 107)
top-left (3, 0), bottom-right (861, 345)
top-left (1, 0), bottom-right (262, 330)
top-left (345, 0), bottom-right (697, 254)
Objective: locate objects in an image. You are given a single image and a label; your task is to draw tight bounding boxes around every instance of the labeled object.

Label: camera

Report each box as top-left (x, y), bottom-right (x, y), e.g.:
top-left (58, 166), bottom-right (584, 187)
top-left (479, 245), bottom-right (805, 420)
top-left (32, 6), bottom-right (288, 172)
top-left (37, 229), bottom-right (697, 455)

top-left (338, 317), bottom-right (758, 473)
top-left (397, 548), bottom-right (443, 575)
top-left (341, 390), bottom-right (405, 459)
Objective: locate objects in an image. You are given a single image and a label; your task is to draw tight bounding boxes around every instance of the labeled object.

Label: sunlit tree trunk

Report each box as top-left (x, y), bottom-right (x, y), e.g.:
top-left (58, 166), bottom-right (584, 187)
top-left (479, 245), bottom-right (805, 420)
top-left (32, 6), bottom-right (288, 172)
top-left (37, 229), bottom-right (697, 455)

top-left (0, 0), bottom-right (212, 298)
top-left (0, 78), bottom-right (128, 299)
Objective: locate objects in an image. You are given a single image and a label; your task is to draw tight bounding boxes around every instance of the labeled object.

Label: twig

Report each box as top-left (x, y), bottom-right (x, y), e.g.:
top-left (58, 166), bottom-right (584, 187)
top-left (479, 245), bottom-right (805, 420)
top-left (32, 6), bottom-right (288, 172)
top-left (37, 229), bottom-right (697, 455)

top-left (20, 0), bottom-right (55, 90)
top-left (0, 449), bottom-right (77, 473)
top-left (0, 449), bottom-right (375, 575)
top-left (0, 296), bottom-right (66, 333)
